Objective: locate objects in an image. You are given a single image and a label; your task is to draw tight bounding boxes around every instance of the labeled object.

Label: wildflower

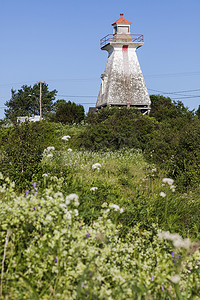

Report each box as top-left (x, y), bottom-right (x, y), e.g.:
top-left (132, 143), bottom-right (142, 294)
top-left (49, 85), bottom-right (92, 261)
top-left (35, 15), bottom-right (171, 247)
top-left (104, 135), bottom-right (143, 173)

top-left (171, 251), bottom-right (175, 257)
top-left (151, 275), bottom-right (154, 281)
top-left (67, 148), bottom-right (72, 152)
top-left (162, 178), bottom-right (174, 186)
top-left (86, 233), bottom-right (90, 238)
top-left (46, 146), bottom-right (55, 151)
top-left (62, 135), bottom-right (71, 141)
top-left (25, 189), bottom-right (29, 195)
top-left (59, 203), bottom-right (67, 209)
top-left (54, 257), bottom-right (58, 263)
top-left (170, 185), bottom-right (176, 192)
top-left (65, 211), bottom-right (72, 220)
top-left (33, 182), bottom-right (37, 189)
top-left (42, 173), bottom-right (48, 177)
top-left (161, 285), bottom-right (164, 291)
top-left (160, 192), bottom-right (166, 198)
top-left (110, 204), bottom-right (120, 211)
top-left (47, 153), bottom-right (53, 158)
top-left (120, 208), bottom-right (124, 213)
top-left (92, 163), bottom-right (101, 170)
top-left (65, 194), bottom-right (79, 206)
top-left (74, 209), bottom-right (79, 216)
top-left (152, 168), bottom-right (157, 172)
top-left (158, 231), bottom-right (191, 249)
top-left (90, 187), bottom-right (98, 191)
top-left (54, 192), bottom-right (64, 199)
top-left (82, 283), bottom-right (85, 288)
top-left (170, 275), bottom-right (180, 284)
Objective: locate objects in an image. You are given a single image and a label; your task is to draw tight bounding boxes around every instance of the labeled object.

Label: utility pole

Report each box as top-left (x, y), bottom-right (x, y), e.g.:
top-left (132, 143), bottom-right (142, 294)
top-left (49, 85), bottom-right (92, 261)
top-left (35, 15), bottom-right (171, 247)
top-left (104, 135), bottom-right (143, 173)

top-left (38, 81), bottom-right (45, 121)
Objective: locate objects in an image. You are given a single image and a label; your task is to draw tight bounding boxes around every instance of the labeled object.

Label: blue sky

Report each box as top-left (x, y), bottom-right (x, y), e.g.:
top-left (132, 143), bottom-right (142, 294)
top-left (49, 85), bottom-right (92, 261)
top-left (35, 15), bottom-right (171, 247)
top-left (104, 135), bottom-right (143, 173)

top-left (0, 0), bottom-right (200, 118)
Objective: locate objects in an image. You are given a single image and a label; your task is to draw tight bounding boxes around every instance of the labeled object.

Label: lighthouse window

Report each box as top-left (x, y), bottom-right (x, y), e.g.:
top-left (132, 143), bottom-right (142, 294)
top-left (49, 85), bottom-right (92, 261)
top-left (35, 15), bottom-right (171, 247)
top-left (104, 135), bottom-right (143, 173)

top-left (118, 26), bottom-right (129, 34)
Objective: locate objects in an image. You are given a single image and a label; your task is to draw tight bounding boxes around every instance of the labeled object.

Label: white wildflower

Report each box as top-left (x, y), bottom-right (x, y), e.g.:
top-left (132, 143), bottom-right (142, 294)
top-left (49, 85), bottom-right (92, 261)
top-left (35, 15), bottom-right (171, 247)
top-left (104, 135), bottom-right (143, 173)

top-left (92, 163), bottom-right (101, 170)
top-left (54, 192), bottom-right (64, 199)
top-left (67, 148), bottom-right (72, 152)
top-left (46, 146), bottom-right (55, 151)
top-left (170, 275), bottom-right (180, 284)
top-left (158, 231), bottom-right (191, 249)
top-left (90, 187), bottom-right (98, 191)
top-left (160, 192), bottom-right (166, 198)
top-left (120, 208), bottom-right (124, 214)
top-left (59, 203), bottom-right (67, 209)
top-left (47, 153), bottom-right (53, 158)
top-left (65, 193), bottom-right (79, 206)
top-left (162, 178), bottom-right (174, 186)
top-left (62, 135), bottom-right (71, 141)
top-left (152, 168), bottom-right (157, 172)
top-left (42, 173), bottom-right (48, 177)
top-left (173, 238), bottom-right (191, 249)
top-left (46, 215), bottom-right (52, 222)
top-left (65, 211), bottom-right (72, 220)
top-left (170, 185), bottom-right (176, 192)
top-left (74, 209), bottom-right (79, 216)
top-left (110, 204), bottom-right (120, 211)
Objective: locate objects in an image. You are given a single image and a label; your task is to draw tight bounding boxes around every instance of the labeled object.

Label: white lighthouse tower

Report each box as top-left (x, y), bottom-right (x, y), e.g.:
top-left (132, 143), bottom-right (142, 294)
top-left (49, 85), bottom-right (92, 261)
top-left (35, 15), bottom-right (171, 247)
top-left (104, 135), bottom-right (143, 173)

top-left (96, 14), bottom-right (150, 113)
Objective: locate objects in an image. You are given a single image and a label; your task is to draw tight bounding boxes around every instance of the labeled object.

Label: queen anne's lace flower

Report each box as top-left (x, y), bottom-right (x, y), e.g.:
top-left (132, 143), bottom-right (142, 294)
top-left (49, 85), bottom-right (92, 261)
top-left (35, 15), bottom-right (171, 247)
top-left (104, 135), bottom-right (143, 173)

top-left (158, 231), bottom-right (191, 249)
top-left (46, 146), bottom-right (55, 151)
top-left (92, 163), bottom-right (101, 170)
top-left (62, 135), bottom-right (71, 141)
top-left (170, 275), bottom-right (180, 284)
top-left (90, 187), bottom-right (98, 191)
top-left (160, 192), bottom-right (166, 198)
top-left (65, 194), bottom-right (79, 206)
top-left (162, 178), bottom-right (174, 186)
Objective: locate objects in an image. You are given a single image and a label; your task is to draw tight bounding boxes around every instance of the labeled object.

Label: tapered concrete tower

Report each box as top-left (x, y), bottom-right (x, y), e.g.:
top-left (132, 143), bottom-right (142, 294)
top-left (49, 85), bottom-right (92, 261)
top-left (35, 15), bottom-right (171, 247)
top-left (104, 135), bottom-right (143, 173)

top-left (96, 14), bottom-right (150, 113)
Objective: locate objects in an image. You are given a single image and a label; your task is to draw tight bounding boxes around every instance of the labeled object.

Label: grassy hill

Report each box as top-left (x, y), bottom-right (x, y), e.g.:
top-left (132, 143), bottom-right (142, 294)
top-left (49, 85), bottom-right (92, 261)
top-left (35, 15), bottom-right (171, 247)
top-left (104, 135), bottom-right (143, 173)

top-left (0, 116), bottom-right (200, 299)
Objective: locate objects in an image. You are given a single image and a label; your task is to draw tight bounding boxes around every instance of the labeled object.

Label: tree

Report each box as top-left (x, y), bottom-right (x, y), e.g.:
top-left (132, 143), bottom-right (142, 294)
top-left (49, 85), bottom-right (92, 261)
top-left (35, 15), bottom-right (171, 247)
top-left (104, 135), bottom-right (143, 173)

top-left (5, 83), bottom-right (57, 122)
top-left (149, 95), bottom-right (192, 122)
top-left (195, 105), bottom-right (200, 119)
top-left (48, 100), bottom-right (85, 124)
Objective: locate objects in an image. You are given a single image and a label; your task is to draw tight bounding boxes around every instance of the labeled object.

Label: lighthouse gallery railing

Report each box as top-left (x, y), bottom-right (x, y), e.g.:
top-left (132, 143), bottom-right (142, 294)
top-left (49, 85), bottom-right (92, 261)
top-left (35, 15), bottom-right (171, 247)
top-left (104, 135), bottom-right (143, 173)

top-left (100, 34), bottom-right (144, 48)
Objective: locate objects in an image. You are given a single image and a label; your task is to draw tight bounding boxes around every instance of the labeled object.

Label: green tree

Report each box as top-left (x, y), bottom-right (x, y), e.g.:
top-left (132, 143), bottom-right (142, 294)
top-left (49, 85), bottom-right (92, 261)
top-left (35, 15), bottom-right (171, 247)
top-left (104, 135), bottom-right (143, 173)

top-left (5, 83), bottom-right (57, 122)
top-left (48, 100), bottom-right (85, 124)
top-left (195, 105), bottom-right (200, 119)
top-left (149, 95), bottom-right (191, 121)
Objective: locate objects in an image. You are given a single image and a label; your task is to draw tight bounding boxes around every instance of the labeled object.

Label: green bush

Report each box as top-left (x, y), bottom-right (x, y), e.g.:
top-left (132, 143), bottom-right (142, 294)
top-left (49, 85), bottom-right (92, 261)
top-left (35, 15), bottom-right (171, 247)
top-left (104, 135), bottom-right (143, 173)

top-left (76, 107), bottom-right (157, 151)
top-left (0, 122), bottom-right (67, 190)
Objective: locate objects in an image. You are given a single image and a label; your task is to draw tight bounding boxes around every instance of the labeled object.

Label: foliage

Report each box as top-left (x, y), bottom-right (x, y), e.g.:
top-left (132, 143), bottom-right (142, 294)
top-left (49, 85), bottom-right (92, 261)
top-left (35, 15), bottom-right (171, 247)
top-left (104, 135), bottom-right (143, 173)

top-left (0, 122), bottom-right (65, 190)
top-left (195, 105), bottom-right (200, 119)
top-left (47, 100), bottom-right (85, 124)
top-left (77, 107), bottom-right (157, 151)
top-left (5, 83), bottom-right (57, 122)
top-left (149, 95), bottom-right (192, 122)
top-left (146, 115), bottom-right (200, 189)
top-left (1, 174), bottom-right (200, 299)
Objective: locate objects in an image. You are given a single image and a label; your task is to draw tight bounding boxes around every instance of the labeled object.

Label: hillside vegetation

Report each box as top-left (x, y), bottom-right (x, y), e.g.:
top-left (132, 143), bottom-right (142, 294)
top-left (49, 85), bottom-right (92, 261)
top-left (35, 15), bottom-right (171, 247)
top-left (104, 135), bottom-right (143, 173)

top-left (0, 98), bottom-right (200, 299)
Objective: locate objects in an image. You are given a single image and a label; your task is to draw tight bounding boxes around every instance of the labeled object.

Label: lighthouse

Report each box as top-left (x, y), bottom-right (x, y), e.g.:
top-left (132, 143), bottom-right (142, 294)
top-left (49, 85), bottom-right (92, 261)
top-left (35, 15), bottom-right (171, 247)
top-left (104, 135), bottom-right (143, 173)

top-left (96, 14), bottom-right (150, 113)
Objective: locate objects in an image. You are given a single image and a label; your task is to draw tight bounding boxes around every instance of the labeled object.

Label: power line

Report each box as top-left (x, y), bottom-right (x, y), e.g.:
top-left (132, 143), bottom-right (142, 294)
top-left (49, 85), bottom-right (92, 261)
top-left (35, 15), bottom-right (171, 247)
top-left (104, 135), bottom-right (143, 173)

top-left (57, 95), bottom-right (97, 98)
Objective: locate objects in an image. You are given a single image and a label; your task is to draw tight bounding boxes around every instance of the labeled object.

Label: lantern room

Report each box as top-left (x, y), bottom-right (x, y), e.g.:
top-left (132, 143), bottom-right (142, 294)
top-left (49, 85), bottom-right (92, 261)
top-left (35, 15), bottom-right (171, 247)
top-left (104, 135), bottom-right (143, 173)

top-left (112, 13), bottom-right (132, 35)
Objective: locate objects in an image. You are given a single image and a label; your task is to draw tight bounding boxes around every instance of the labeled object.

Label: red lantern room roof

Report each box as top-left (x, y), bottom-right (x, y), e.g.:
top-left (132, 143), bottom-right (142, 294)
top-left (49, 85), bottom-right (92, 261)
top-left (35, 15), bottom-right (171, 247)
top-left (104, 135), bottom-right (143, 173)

top-left (112, 13), bottom-right (132, 25)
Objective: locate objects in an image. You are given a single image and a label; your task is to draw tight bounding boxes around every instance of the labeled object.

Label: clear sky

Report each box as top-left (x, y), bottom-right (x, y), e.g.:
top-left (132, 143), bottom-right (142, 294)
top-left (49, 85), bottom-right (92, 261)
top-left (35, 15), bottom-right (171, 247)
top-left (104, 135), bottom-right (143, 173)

top-left (0, 0), bottom-right (200, 118)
